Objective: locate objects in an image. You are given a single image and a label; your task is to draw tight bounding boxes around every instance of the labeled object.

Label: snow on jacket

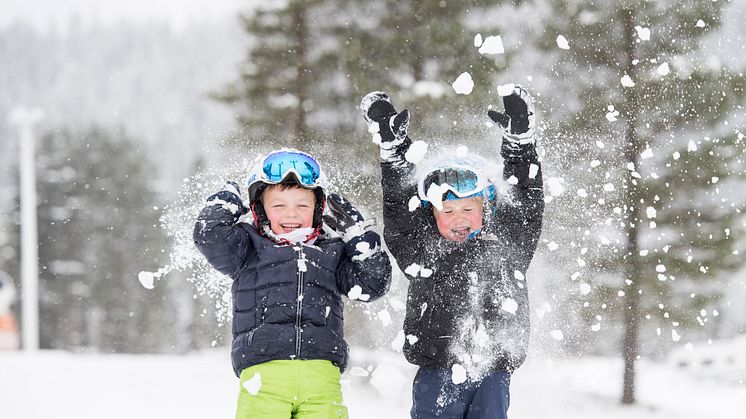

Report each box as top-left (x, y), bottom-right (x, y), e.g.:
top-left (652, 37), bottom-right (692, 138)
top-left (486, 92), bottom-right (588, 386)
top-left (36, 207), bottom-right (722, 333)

top-left (381, 137), bottom-right (544, 377)
top-left (193, 189), bottom-right (392, 376)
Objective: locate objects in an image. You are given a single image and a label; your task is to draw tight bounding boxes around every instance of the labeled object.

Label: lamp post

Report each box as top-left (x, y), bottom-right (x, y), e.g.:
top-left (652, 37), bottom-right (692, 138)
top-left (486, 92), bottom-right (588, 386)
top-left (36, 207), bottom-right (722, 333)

top-left (8, 106), bottom-right (44, 351)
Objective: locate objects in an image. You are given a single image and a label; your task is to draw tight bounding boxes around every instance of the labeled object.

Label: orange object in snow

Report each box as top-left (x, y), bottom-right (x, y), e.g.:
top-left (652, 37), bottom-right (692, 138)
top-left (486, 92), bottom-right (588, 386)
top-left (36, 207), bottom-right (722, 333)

top-left (0, 312), bottom-right (20, 350)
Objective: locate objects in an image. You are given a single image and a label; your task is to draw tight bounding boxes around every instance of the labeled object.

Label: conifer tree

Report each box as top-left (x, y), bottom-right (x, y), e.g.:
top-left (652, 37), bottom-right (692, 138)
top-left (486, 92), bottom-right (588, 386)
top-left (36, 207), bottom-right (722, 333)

top-left (35, 127), bottom-right (173, 352)
top-left (537, 0), bottom-right (745, 404)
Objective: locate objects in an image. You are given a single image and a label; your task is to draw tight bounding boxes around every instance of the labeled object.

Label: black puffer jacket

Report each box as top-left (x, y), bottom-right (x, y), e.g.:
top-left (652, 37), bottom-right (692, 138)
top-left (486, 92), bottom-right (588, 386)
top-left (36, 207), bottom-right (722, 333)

top-left (381, 137), bottom-right (544, 374)
top-left (194, 190), bottom-right (391, 376)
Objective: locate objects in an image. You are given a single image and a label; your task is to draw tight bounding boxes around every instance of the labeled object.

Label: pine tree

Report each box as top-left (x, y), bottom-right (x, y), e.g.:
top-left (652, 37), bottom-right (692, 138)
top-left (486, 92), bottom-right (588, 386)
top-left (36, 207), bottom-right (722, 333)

top-left (537, 0), bottom-right (746, 404)
top-left (34, 127), bottom-right (173, 352)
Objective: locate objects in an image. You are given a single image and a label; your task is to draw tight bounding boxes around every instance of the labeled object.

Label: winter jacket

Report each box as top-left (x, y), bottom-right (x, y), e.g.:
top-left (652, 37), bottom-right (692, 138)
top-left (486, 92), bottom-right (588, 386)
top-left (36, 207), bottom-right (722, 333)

top-left (193, 189), bottom-right (392, 376)
top-left (381, 136), bottom-right (544, 375)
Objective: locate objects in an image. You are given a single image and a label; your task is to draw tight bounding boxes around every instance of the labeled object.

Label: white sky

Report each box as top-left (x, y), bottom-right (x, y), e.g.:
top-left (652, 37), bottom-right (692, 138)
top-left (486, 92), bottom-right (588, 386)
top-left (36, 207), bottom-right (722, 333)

top-left (1, 0), bottom-right (246, 32)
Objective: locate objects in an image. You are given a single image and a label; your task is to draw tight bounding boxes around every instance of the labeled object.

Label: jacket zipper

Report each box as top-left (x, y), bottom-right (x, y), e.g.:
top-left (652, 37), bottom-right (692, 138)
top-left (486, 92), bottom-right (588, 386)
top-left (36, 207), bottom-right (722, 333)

top-left (295, 247), bottom-right (304, 358)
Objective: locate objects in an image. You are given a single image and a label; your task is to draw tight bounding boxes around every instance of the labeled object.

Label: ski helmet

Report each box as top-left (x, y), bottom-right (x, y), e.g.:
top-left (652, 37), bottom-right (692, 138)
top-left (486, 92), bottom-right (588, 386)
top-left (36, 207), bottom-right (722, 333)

top-left (247, 149), bottom-right (329, 228)
top-left (417, 157), bottom-right (496, 209)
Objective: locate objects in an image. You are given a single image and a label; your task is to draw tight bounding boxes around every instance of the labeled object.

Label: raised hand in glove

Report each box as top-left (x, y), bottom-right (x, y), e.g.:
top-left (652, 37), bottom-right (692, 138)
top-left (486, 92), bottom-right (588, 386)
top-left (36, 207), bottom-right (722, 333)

top-left (206, 181), bottom-right (249, 217)
top-left (360, 91), bottom-right (410, 151)
top-left (324, 193), bottom-right (376, 239)
top-left (323, 193), bottom-right (380, 260)
top-left (487, 84), bottom-right (535, 142)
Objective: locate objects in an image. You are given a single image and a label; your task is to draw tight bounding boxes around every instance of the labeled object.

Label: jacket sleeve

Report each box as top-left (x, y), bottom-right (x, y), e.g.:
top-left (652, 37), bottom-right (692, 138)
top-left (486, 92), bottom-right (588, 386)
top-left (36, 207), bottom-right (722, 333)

top-left (336, 230), bottom-right (392, 302)
top-left (380, 138), bottom-right (439, 272)
top-left (193, 189), bottom-right (253, 277)
top-left (490, 137), bottom-right (545, 270)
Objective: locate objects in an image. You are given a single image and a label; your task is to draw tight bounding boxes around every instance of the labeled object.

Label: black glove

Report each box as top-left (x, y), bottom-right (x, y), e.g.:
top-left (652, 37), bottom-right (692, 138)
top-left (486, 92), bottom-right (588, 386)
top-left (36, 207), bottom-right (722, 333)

top-left (360, 91), bottom-right (410, 148)
top-left (323, 193), bottom-right (376, 242)
top-left (207, 181), bottom-right (249, 216)
top-left (487, 84), bottom-right (534, 137)
top-left (224, 181), bottom-right (242, 196)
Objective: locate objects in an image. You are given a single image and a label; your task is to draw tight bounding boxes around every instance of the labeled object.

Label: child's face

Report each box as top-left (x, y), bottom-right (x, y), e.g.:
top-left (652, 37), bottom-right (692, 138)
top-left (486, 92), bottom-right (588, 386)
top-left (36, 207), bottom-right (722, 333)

top-left (262, 186), bottom-right (316, 235)
top-left (433, 196), bottom-right (484, 242)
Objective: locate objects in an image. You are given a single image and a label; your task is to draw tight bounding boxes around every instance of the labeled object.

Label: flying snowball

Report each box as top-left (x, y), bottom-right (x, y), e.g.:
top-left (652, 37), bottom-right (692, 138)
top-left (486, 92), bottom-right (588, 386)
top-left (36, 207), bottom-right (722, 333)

top-left (452, 72), bottom-right (474, 95)
top-left (621, 75), bottom-right (636, 87)
top-left (657, 62), bottom-right (670, 76)
top-left (478, 35), bottom-right (504, 55)
top-left (556, 35), bottom-right (570, 50)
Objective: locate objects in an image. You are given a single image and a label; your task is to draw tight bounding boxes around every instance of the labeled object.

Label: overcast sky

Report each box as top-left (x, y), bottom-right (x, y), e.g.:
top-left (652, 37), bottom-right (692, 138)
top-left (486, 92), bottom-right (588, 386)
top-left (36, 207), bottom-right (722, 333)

top-left (1, 0), bottom-right (245, 32)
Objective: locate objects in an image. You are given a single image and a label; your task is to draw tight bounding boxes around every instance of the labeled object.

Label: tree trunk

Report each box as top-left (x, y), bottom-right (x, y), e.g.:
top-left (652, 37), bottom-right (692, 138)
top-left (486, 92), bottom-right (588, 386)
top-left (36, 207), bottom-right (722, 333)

top-left (292, 4), bottom-right (309, 148)
top-left (621, 7), bottom-right (642, 405)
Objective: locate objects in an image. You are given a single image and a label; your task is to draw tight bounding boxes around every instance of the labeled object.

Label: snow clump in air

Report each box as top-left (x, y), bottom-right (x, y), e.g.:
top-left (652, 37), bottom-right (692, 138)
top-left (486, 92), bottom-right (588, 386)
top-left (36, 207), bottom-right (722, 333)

top-left (621, 75), bottom-right (636, 87)
top-left (657, 62), bottom-right (670, 76)
top-left (478, 35), bottom-right (504, 55)
top-left (605, 105), bottom-right (619, 122)
top-left (474, 33), bottom-right (483, 47)
top-left (634, 26), bottom-right (651, 41)
top-left (137, 271), bottom-right (155, 290)
top-left (556, 35), bottom-right (570, 50)
top-left (452, 72), bottom-right (474, 95)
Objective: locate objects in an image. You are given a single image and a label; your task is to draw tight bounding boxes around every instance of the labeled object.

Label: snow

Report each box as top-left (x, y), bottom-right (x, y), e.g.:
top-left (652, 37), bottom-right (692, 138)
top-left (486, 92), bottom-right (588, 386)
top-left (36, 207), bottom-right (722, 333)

top-left (634, 26), bottom-right (651, 41)
top-left (348, 285), bottom-right (370, 301)
top-left (242, 372), bottom-right (262, 395)
top-left (497, 83), bottom-right (516, 96)
top-left (501, 298), bottom-right (518, 315)
top-left (451, 72), bottom-right (474, 95)
top-left (620, 75), bottom-right (636, 87)
top-left (137, 271), bottom-right (155, 289)
top-left (546, 177), bottom-right (565, 196)
top-left (477, 35), bottom-right (504, 55)
top-left (404, 263), bottom-right (422, 277)
top-left (556, 35), bottom-right (570, 50)
top-left (606, 105), bottom-right (619, 122)
top-left (657, 62), bottom-right (671, 76)
top-left (205, 198), bottom-right (240, 214)
top-left (404, 140), bottom-right (428, 163)
top-left (473, 33), bottom-right (483, 47)
top-left (408, 196), bottom-right (421, 212)
top-left (451, 363), bottom-right (468, 384)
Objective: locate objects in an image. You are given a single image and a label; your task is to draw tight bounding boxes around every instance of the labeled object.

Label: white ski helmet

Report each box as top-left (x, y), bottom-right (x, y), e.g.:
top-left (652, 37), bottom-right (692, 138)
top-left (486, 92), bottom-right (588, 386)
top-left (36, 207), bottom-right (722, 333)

top-left (246, 149), bottom-right (329, 227)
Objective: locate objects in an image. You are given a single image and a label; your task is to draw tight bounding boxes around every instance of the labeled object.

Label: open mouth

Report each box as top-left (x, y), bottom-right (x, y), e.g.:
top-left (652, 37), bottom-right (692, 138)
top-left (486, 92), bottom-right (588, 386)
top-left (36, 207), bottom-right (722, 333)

top-left (280, 223), bottom-right (302, 232)
top-left (450, 226), bottom-right (471, 240)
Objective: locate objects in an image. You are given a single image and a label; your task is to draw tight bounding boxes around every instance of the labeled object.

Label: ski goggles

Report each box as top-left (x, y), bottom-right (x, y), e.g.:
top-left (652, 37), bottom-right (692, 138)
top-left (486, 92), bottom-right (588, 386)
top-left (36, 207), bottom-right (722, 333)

top-left (422, 167), bottom-right (483, 200)
top-left (260, 150), bottom-right (322, 187)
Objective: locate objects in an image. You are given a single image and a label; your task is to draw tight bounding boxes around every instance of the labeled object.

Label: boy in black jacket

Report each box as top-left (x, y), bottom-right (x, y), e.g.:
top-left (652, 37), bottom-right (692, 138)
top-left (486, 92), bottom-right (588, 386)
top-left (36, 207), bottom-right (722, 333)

top-left (193, 149), bottom-right (392, 419)
top-left (361, 86), bottom-right (544, 418)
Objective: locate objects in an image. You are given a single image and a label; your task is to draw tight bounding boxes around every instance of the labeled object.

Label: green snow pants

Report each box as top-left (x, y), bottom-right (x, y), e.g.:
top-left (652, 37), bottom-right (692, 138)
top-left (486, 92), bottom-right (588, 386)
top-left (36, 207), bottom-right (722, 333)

top-left (236, 360), bottom-right (349, 419)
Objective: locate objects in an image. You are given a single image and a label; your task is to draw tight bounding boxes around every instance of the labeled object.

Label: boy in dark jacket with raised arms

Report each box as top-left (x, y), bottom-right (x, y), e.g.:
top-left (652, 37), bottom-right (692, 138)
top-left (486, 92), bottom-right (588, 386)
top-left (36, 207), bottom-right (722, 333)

top-left (194, 149), bottom-right (392, 419)
top-left (361, 85), bottom-right (544, 419)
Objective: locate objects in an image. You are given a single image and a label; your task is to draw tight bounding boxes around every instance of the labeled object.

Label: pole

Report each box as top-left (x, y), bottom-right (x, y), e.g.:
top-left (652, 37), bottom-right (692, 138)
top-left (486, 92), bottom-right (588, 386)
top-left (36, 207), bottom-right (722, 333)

top-left (8, 106), bottom-right (44, 351)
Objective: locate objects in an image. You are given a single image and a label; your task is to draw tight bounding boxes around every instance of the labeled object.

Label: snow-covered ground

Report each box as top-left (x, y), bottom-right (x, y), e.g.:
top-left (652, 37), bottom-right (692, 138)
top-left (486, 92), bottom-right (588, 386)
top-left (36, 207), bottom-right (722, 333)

top-left (1, 349), bottom-right (743, 419)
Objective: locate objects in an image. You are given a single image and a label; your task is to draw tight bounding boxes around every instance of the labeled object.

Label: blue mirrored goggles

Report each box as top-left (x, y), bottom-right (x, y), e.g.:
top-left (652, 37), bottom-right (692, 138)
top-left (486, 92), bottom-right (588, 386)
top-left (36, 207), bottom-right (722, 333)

top-left (423, 167), bottom-right (482, 200)
top-left (261, 151), bottom-right (322, 187)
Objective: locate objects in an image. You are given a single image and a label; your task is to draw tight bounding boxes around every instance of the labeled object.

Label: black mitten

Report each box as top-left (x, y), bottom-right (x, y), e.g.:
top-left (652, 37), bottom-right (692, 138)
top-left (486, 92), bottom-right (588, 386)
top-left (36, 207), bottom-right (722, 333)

top-left (360, 91), bottom-right (410, 151)
top-left (487, 85), bottom-right (535, 137)
top-left (323, 193), bottom-right (376, 242)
